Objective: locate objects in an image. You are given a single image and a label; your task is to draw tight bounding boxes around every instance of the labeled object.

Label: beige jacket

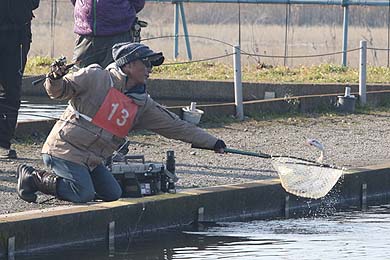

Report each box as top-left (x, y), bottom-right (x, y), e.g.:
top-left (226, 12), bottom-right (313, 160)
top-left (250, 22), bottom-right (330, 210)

top-left (42, 64), bottom-right (218, 170)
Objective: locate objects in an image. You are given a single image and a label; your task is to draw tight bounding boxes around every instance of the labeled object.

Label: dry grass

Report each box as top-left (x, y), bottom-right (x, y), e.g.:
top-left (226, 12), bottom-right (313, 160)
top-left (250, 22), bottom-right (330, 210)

top-left (25, 56), bottom-right (390, 84)
top-left (29, 2), bottom-right (390, 68)
top-left (30, 21), bottom-right (390, 69)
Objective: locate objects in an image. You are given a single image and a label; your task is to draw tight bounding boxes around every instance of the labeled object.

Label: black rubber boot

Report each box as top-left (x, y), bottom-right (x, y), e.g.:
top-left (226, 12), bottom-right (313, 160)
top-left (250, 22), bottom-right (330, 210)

top-left (17, 164), bottom-right (58, 203)
top-left (17, 164), bottom-right (38, 202)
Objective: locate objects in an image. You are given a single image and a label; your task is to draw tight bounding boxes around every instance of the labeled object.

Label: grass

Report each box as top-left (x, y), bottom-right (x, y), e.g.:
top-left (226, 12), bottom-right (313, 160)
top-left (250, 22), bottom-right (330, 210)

top-left (25, 56), bottom-right (54, 75)
top-left (25, 56), bottom-right (390, 84)
top-left (195, 105), bottom-right (390, 130)
top-left (153, 62), bottom-right (390, 83)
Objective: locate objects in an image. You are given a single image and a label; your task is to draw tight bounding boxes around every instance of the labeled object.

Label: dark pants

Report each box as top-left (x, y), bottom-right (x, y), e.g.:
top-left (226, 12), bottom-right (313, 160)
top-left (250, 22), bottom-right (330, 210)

top-left (42, 154), bottom-right (122, 203)
top-left (0, 27), bottom-right (31, 149)
top-left (72, 30), bottom-right (133, 69)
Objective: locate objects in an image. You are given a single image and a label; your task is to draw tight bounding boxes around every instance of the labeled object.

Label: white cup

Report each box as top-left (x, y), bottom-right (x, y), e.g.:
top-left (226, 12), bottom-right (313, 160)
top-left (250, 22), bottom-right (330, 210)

top-left (345, 87), bottom-right (351, 97)
top-left (190, 102), bottom-right (196, 111)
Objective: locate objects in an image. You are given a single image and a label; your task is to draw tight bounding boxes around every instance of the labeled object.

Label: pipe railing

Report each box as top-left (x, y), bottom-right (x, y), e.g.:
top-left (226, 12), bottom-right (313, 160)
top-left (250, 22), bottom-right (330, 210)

top-left (146, 0), bottom-right (389, 66)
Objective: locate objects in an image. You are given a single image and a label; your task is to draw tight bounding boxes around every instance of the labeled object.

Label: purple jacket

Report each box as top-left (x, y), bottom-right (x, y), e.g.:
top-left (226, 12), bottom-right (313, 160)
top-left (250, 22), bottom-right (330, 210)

top-left (71, 0), bottom-right (145, 36)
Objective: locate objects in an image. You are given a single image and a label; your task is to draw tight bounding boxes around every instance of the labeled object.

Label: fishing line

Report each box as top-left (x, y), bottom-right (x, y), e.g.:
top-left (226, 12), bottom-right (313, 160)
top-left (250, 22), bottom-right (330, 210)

top-left (29, 34), bottom-right (248, 80)
top-left (120, 201), bottom-right (146, 258)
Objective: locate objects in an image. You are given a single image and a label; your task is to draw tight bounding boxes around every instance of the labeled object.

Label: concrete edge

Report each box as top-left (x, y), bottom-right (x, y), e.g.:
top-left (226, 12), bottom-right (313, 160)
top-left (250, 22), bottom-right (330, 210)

top-left (15, 89), bottom-right (390, 138)
top-left (0, 165), bottom-right (390, 256)
top-left (22, 76), bottom-right (390, 102)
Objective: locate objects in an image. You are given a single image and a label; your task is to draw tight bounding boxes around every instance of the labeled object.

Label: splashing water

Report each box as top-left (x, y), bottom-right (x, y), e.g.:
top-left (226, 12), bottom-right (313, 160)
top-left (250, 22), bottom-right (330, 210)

top-left (272, 157), bottom-right (344, 199)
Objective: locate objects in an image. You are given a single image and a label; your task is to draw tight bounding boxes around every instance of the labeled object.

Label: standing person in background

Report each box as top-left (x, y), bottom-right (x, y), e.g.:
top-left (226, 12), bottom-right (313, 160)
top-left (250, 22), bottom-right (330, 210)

top-left (70, 0), bottom-right (146, 69)
top-left (0, 0), bottom-right (40, 159)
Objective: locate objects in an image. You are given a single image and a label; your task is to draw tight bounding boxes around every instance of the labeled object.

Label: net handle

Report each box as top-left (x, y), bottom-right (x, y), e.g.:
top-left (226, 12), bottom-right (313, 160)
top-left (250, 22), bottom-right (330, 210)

top-left (192, 145), bottom-right (341, 169)
top-left (191, 145), bottom-right (271, 158)
top-left (224, 148), bottom-right (271, 158)
top-left (225, 148), bottom-right (341, 169)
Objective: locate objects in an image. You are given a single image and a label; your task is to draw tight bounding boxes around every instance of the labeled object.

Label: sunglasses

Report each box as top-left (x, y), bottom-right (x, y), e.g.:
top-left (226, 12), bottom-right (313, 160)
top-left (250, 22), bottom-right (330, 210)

top-left (141, 59), bottom-right (152, 69)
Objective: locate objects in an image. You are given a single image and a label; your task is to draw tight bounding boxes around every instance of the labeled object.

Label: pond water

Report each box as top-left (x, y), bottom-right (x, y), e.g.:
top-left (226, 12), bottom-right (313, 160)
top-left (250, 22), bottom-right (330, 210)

top-left (18, 205), bottom-right (390, 260)
top-left (18, 97), bottom-right (192, 122)
top-left (18, 98), bottom-right (66, 122)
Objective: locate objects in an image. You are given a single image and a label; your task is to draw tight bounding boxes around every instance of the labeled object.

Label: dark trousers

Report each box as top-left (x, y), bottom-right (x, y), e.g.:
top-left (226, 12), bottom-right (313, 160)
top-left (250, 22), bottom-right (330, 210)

top-left (42, 154), bottom-right (122, 203)
top-left (0, 28), bottom-right (31, 149)
top-left (72, 30), bottom-right (133, 69)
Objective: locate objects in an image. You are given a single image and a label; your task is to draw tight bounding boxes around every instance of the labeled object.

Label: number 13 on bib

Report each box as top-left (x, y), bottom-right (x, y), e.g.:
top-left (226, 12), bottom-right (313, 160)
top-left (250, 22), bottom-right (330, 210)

top-left (92, 87), bottom-right (138, 138)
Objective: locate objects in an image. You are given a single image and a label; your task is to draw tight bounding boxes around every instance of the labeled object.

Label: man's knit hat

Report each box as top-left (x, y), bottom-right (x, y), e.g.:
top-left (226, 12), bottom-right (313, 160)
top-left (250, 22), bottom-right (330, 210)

top-left (112, 42), bottom-right (164, 67)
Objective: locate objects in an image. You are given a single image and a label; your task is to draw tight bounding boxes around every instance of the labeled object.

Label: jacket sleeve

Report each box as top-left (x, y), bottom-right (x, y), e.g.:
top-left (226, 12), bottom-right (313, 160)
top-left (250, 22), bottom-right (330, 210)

top-left (133, 98), bottom-right (218, 150)
top-left (44, 77), bottom-right (78, 100)
top-left (43, 66), bottom-right (102, 100)
top-left (130, 0), bottom-right (145, 13)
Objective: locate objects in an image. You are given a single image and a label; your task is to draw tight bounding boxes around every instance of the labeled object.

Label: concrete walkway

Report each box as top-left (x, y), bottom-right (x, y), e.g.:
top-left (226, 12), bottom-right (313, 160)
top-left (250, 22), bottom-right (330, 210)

top-left (6, 82), bottom-right (390, 256)
top-left (1, 163), bottom-right (390, 257)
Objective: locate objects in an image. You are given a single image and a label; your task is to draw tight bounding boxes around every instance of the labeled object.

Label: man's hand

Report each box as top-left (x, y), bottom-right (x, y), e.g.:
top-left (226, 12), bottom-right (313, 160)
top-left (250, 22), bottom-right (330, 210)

top-left (47, 57), bottom-right (72, 80)
top-left (214, 139), bottom-right (226, 154)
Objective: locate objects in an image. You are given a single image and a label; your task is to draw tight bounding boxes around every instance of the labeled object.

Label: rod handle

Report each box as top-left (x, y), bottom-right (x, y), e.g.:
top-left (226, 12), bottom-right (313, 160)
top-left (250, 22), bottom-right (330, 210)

top-left (191, 144), bottom-right (271, 159)
top-left (224, 148), bottom-right (271, 158)
top-left (32, 63), bottom-right (76, 87)
top-left (32, 77), bottom-right (46, 86)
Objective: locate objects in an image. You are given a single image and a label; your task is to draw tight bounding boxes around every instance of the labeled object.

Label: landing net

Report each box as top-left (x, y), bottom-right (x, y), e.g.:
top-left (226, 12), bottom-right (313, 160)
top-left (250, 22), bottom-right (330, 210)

top-left (271, 157), bottom-right (344, 199)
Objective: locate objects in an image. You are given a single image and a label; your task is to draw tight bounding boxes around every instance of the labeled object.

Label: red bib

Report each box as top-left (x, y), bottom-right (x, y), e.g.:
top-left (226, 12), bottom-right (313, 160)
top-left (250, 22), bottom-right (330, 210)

top-left (91, 87), bottom-right (138, 138)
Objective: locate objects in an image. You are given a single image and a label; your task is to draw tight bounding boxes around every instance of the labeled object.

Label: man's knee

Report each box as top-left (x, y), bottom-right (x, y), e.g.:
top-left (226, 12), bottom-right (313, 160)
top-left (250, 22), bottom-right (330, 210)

top-left (102, 189), bottom-right (122, 202)
top-left (60, 187), bottom-right (121, 203)
top-left (74, 190), bottom-right (96, 203)
top-left (58, 183), bottom-right (95, 203)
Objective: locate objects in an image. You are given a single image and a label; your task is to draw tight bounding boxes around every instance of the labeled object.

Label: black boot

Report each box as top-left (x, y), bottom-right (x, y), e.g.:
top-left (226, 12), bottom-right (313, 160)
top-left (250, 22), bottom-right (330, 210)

top-left (17, 164), bottom-right (58, 203)
top-left (17, 164), bottom-right (38, 202)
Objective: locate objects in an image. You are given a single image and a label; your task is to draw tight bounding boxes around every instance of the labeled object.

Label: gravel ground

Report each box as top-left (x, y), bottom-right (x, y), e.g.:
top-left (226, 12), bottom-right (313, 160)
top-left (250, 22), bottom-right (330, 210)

top-left (2, 110), bottom-right (390, 214)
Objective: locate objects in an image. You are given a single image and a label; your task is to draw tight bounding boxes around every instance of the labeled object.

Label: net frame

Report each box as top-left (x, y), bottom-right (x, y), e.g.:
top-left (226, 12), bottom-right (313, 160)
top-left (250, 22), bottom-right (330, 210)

top-left (193, 147), bottom-right (345, 200)
top-left (271, 157), bottom-right (344, 199)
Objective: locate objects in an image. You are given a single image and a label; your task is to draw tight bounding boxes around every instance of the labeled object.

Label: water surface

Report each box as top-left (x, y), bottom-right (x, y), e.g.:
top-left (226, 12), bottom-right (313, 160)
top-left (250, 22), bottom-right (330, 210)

top-left (18, 97), bottom-right (193, 122)
top-left (18, 205), bottom-right (390, 260)
top-left (18, 97), bottom-right (66, 122)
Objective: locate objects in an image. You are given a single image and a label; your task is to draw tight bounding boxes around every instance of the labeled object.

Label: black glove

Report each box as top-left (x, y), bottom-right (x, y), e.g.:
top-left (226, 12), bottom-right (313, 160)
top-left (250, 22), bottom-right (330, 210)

top-left (214, 139), bottom-right (226, 153)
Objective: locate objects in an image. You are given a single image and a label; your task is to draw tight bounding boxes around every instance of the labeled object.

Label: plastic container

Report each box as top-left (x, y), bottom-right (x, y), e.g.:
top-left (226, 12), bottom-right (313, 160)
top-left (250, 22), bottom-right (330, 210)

top-left (182, 102), bottom-right (204, 124)
top-left (337, 95), bottom-right (356, 113)
top-left (336, 87), bottom-right (356, 113)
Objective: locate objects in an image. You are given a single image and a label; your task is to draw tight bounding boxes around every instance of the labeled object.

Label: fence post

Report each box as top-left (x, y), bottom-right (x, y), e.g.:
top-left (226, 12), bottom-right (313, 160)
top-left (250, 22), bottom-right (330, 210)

top-left (359, 40), bottom-right (367, 105)
top-left (50, 0), bottom-right (57, 58)
top-left (179, 2), bottom-right (192, 60)
top-left (233, 45), bottom-right (244, 120)
top-left (173, 2), bottom-right (179, 60)
top-left (341, 1), bottom-right (349, 66)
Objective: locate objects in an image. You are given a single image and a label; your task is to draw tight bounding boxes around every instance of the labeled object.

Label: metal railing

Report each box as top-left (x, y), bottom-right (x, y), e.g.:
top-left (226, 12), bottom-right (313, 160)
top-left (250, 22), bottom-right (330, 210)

top-left (146, 0), bottom-right (390, 66)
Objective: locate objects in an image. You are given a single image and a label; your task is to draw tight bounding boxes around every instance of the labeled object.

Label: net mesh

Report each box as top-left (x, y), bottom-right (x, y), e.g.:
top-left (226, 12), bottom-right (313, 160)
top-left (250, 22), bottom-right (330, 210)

top-left (271, 157), bottom-right (343, 199)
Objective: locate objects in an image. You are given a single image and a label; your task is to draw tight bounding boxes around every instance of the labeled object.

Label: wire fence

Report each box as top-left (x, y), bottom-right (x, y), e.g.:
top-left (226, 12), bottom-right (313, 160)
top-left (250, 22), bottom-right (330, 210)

top-left (146, 35), bottom-right (374, 66)
top-left (34, 31), bottom-right (390, 68)
top-left (162, 53), bottom-right (235, 65)
top-left (29, 1), bottom-right (390, 68)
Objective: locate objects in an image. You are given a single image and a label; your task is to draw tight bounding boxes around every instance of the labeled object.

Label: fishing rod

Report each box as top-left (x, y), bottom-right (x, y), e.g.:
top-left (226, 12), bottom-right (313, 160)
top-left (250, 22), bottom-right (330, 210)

top-left (28, 33), bottom-right (248, 88)
top-left (31, 56), bottom-right (76, 86)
